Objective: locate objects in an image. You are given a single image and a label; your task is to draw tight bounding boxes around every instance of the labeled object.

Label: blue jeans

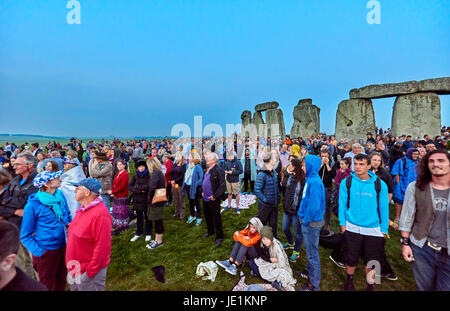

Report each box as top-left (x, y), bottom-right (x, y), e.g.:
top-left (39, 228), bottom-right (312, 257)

top-left (411, 243), bottom-right (450, 291)
top-left (301, 223), bottom-right (322, 290)
top-left (282, 213), bottom-right (303, 252)
top-left (101, 194), bottom-right (111, 210)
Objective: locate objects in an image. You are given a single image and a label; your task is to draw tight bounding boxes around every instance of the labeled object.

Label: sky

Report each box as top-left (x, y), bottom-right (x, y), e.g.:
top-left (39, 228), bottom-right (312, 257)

top-left (0, 0), bottom-right (449, 138)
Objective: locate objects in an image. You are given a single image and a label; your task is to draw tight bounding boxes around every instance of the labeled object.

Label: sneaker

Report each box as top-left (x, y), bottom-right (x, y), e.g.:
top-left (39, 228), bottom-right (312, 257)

top-left (216, 259), bottom-right (232, 270)
top-left (214, 239), bottom-right (223, 246)
top-left (379, 273), bottom-right (398, 281)
top-left (236, 208), bottom-right (241, 215)
top-left (282, 242), bottom-right (295, 250)
top-left (220, 206), bottom-right (232, 214)
top-left (196, 218), bottom-right (202, 226)
top-left (366, 283), bottom-right (375, 291)
top-left (250, 192), bottom-right (254, 195)
top-left (146, 241), bottom-right (163, 249)
top-left (186, 216), bottom-right (196, 224)
top-left (145, 235), bottom-right (151, 242)
top-left (250, 270), bottom-right (256, 277)
top-left (225, 264), bottom-right (237, 276)
top-left (329, 255), bottom-right (345, 269)
top-left (296, 282), bottom-right (315, 291)
top-left (296, 270), bottom-right (309, 280)
top-left (130, 235), bottom-right (142, 242)
top-left (289, 251), bottom-right (300, 262)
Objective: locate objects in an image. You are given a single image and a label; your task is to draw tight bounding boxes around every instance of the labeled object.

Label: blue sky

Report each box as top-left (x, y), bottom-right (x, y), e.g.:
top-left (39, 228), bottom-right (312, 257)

top-left (0, 0), bottom-right (449, 137)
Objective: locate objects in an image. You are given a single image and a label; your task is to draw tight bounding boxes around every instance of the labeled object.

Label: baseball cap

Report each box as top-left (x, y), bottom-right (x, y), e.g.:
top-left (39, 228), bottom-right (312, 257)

top-left (70, 178), bottom-right (102, 194)
top-left (33, 170), bottom-right (63, 189)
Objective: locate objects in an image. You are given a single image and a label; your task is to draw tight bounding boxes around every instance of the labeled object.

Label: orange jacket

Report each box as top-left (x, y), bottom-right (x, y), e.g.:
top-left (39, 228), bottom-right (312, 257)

top-left (233, 228), bottom-right (261, 247)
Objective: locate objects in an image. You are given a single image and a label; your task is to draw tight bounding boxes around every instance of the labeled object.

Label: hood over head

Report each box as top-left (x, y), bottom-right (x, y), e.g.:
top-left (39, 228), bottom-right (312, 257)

top-left (304, 155), bottom-right (321, 178)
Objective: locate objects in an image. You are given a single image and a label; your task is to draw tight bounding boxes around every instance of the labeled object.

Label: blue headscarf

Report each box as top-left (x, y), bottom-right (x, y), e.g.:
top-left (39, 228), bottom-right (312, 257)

top-left (406, 148), bottom-right (418, 161)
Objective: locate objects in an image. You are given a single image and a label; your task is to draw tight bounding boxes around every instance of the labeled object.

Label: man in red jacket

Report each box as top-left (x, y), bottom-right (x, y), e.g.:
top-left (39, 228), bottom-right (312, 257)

top-left (66, 178), bottom-right (112, 291)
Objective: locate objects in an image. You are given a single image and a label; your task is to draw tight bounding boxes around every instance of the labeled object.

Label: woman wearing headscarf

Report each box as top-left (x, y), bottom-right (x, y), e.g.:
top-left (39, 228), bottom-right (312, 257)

top-left (20, 170), bottom-right (72, 291)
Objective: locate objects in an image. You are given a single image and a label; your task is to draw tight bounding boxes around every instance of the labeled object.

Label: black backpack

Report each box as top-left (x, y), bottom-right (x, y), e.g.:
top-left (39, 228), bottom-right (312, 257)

top-left (346, 175), bottom-right (382, 223)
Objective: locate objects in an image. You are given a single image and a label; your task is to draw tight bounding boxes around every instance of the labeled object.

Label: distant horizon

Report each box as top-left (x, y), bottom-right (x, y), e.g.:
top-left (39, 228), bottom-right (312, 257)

top-left (1, 1), bottom-right (449, 136)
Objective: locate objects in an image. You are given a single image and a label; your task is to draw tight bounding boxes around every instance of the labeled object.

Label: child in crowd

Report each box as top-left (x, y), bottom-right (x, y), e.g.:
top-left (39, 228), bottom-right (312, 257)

top-left (248, 226), bottom-right (297, 291)
top-left (216, 217), bottom-right (263, 276)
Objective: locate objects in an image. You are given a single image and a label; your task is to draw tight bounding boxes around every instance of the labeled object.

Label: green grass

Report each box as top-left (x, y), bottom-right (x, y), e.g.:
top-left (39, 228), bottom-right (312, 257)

top-left (106, 163), bottom-right (416, 291)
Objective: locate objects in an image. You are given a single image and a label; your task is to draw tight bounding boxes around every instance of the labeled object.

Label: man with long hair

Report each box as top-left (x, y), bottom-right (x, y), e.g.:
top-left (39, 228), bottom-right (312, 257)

top-left (399, 150), bottom-right (450, 291)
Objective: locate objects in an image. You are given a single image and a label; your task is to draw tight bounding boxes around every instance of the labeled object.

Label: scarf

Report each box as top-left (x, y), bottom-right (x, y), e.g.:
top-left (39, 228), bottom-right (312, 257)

top-left (137, 168), bottom-right (149, 177)
top-left (184, 163), bottom-right (195, 182)
top-left (36, 189), bottom-right (70, 225)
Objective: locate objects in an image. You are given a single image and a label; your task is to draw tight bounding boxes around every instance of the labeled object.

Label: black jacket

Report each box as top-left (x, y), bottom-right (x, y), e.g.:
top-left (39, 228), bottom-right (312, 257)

top-left (389, 145), bottom-right (404, 167)
top-left (225, 158), bottom-right (243, 183)
top-left (128, 171), bottom-right (150, 212)
top-left (283, 175), bottom-right (305, 215)
top-left (318, 163), bottom-right (336, 188)
top-left (147, 170), bottom-right (166, 208)
top-left (206, 164), bottom-right (226, 202)
top-left (0, 171), bottom-right (38, 228)
top-left (170, 163), bottom-right (186, 187)
top-left (374, 168), bottom-right (395, 195)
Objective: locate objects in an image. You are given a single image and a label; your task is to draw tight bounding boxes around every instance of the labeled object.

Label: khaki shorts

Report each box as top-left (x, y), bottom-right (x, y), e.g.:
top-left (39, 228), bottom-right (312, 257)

top-left (226, 181), bottom-right (240, 194)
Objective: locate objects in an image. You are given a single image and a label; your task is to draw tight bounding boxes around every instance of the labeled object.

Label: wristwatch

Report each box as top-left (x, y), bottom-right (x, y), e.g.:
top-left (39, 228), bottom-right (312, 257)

top-left (400, 237), bottom-right (410, 246)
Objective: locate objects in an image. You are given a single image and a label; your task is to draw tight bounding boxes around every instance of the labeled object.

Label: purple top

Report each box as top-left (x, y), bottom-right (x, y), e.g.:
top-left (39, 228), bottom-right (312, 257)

top-left (202, 172), bottom-right (213, 202)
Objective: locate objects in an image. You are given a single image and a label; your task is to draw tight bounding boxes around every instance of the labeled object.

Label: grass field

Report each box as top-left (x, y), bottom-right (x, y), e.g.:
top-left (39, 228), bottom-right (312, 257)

top-left (105, 162), bottom-right (417, 291)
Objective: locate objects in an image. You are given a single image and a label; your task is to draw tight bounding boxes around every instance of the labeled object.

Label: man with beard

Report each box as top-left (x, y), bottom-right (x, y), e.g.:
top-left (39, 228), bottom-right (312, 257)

top-left (399, 150), bottom-right (450, 291)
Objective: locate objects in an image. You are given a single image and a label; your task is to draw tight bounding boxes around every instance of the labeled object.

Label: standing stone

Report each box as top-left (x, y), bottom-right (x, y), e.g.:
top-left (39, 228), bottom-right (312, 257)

top-left (266, 108), bottom-right (285, 140)
top-left (391, 92), bottom-right (441, 138)
top-left (349, 81), bottom-right (419, 99)
top-left (290, 99), bottom-right (320, 138)
top-left (255, 101), bottom-right (279, 112)
top-left (252, 111), bottom-right (266, 138)
top-left (418, 77), bottom-right (450, 95)
top-left (335, 99), bottom-right (376, 141)
top-left (241, 110), bottom-right (256, 138)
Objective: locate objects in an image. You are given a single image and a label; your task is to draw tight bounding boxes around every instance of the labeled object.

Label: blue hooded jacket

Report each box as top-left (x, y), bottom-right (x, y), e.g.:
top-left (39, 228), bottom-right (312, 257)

top-left (338, 171), bottom-right (390, 234)
top-left (20, 191), bottom-right (72, 257)
top-left (391, 148), bottom-right (418, 201)
top-left (297, 155), bottom-right (326, 225)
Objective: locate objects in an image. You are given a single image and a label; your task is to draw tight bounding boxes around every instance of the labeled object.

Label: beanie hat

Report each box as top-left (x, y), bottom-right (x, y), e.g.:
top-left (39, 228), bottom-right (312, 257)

top-left (260, 226), bottom-right (274, 241)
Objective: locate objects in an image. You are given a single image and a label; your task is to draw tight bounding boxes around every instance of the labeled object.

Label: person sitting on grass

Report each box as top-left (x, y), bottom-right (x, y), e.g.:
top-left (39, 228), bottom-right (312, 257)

top-left (216, 217), bottom-right (263, 276)
top-left (248, 226), bottom-right (297, 291)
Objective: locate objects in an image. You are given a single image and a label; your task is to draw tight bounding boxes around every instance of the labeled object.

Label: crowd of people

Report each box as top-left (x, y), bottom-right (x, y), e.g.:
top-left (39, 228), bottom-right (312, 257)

top-left (0, 126), bottom-right (449, 291)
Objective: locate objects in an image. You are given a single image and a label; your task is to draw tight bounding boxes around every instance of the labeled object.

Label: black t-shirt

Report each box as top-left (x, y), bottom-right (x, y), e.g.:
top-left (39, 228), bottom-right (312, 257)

top-left (1, 267), bottom-right (47, 291)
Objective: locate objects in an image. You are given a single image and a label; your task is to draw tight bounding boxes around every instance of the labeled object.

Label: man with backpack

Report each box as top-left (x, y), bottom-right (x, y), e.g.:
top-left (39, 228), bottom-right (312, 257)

top-left (338, 154), bottom-right (390, 291)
